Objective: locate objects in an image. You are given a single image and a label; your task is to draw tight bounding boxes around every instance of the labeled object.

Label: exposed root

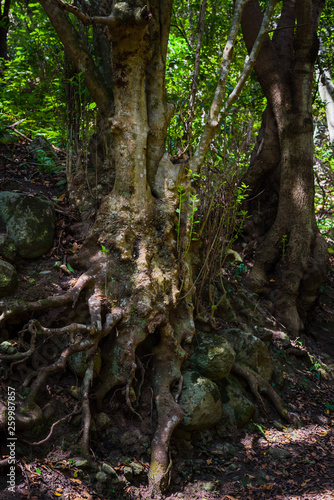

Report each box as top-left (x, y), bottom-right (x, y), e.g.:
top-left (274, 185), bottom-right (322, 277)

top-left (232, 362), bottom-right (300, 427)
top-left (148, 302), bottom-right (195, 496)
top-left (81, 350), bottom-right (95, 457)
top-left (19, 405), bottom-right (80, 447)
top-left (125, 360), bottom-right (143, 421)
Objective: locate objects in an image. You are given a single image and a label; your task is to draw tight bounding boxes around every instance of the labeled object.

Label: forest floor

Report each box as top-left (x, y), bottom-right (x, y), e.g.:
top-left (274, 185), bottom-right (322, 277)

top-left (0, 142), bottom-right (334, 500)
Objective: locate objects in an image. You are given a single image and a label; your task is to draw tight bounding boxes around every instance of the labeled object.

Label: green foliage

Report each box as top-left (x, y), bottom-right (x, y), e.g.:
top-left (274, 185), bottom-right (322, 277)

top-left (166, 0), bottom-right (265, 159)
top-left (0, 2), bottom-right (67, 144)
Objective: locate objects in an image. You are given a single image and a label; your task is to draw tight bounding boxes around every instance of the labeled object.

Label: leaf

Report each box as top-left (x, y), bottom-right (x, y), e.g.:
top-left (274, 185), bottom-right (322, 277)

top-left (35, 467), bottom-right (41, 475)
top-left (67, 263), bottom-right (74, 272)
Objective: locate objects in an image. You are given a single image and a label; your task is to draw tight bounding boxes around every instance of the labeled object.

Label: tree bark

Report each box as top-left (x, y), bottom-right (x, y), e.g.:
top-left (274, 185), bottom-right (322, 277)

top-left (241, 0), bottom-right (328, 335)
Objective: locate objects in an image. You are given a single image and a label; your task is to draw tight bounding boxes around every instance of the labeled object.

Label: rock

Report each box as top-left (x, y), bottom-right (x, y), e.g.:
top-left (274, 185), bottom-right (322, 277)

top-left (217, 375), bottom-right (255, 427)
top-left (0, 235), bottom-right (17, 262)
top-left (69, 386), bottom-right (81, 400)
top-left (0, 192), bottom-right (55, 258)
top-left (74, 459), bottom-right (89, 468)
top-left (130, 461), bottom-right (145, 478)
top-left (211, 442), bottom-right (237, 456)
top-left (123, 466), bottom-right (133, 481)
top-left (273, 330), bottom-right (291, 347)
top-left (179, 370), bottom-right (223, 431)
top-left (29, 135), bottom-right (58, 168)
top-left (119, 428), bottom-right (149, 454)
top-left (0, 340), bottom-right (17, 355)
top-left (95, 471), bottom-right (108, 483)
top-left (0, 260), bottom-right (17, 296)
top-left (68, 350), bottom-right (102, 378)
top-left (102, 463), bottom-right (119, 478)
top-left (203, 482), bottom-right (216, 492)
top-left (222, 328), bottom-right (274, 381)
top-left (95, 412), bottom-right (112, 430)
top-left (268, 447), bottom-right (291, 459)
top-left (190, 333), bottom-right (235, 380)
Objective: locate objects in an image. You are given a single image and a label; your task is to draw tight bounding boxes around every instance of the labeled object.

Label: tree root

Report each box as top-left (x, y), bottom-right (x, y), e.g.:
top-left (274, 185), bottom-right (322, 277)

top-left (232, 362), bottom-right (300, 427)
top-left (148, 302), bottom-right (195, 497)
top-left (19, 405), bottom-right (80, 447)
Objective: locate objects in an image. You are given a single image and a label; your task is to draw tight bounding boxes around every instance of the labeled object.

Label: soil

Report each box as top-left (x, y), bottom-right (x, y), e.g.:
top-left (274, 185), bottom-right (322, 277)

top-left (1, 142), bottom-right (334, 500)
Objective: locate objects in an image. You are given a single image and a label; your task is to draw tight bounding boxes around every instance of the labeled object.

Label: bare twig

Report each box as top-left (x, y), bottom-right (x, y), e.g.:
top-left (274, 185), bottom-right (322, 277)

top-left (19, 406), bottom-right (80, 446)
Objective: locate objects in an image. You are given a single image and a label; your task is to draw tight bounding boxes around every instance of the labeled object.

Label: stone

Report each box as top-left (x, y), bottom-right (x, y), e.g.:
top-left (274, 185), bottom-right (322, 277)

top-left (95, 471), bottom-right (108, 483)
top-left (203, 482), bottom-right (216, 492)
top-left (0, 235), bottom-right (17, 262)
top-left (0, 192), bottom-right (55, 259)
top-left (119, 428), bottom-right (149, 454)
top-left (190, 332), bottom-right (235, 380)
top-left (217, 375), bottom-right (255, 427)
top-left (73, 459), bottom-right (89, 468)
top-left (0, 340), bottom-right (17, 355)
top-left (101, 463), bottom-right (119, 479)
top-left (179, 370), bottom-right (223, 431)
top-left (222, 328), bottom-right (274, 381)
top-left (69, 386), bottom-right (81, 400)
top-left (130, 461), bottom-right (145, 478)
top-left (0, 260), bottom-right (17, 297)
top-left (268, 447), bottom-right (291, 459)
top-left (123, 466), bottom-right (133, 481)
top-left (95, 412), bottom-right (112, 430)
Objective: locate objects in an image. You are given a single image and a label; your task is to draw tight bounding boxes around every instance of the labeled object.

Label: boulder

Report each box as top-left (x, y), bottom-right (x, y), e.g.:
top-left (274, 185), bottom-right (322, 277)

top-left (0, 192), bottom-right (55, 258)
top-left (217, 375), bottom-right (255, 427)
top-left (222, 328), bottom-right (274, 381)
top-left (0, 260), bottom-right (17, 296)
top-left (0, 235), bottom-right (17, 262)
top-left (179, 370), bottom-right (223, 431)
top-left (190, 332), bottom-right (235, 380)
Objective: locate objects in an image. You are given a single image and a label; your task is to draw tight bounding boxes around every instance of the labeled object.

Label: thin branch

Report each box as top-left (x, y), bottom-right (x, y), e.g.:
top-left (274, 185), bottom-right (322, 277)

top-left (186, 0), bottom-right (207, 144)
top-left (38, 0), bottom-right (112, 113)
top-left (19, 406), bottom-right (80, 446)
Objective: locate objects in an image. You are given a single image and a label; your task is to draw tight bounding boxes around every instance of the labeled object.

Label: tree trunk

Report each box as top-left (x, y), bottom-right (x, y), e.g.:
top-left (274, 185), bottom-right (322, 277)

top-left (0, 0), bottom-right (10, 60)
top-left (241, 0), bottom-right (328, 335)
top-left (37, 0), bottom-right (194, 494)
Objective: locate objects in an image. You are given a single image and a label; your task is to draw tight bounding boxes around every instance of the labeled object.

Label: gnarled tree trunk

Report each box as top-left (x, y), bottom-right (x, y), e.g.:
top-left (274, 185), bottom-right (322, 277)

top-left (241, 0), bottom-right (328, 336)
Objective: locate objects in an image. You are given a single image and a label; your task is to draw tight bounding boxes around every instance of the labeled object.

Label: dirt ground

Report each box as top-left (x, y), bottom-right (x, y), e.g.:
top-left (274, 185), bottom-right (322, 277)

top-left (1, 142), bottom-right (334, 500)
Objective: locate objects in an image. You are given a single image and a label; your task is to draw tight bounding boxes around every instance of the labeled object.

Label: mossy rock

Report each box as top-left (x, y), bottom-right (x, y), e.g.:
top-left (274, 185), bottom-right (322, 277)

top-left (217, 374), bottom-right (255, 427)
top-left (179, 370), bottom-right (223, 431)
top-left (0, 235), bottom-right (17, 262)
top-left (190, 332), bottom-right (235, 380)
top-left (0, 260), bottom-right (17, 297)
top-left (222, 328), bottom-right (274, 381)
top-left (0, 192), bottom-right (55, 259)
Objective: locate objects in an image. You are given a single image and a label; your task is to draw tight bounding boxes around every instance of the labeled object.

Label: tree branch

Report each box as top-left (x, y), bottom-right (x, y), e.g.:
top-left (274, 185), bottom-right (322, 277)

top-left (50, 0), bottom-right (151, 26)
top-left (186, 0), bottom-right (207, 145)
top-left (38, 0), bottom-right (112, 113)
